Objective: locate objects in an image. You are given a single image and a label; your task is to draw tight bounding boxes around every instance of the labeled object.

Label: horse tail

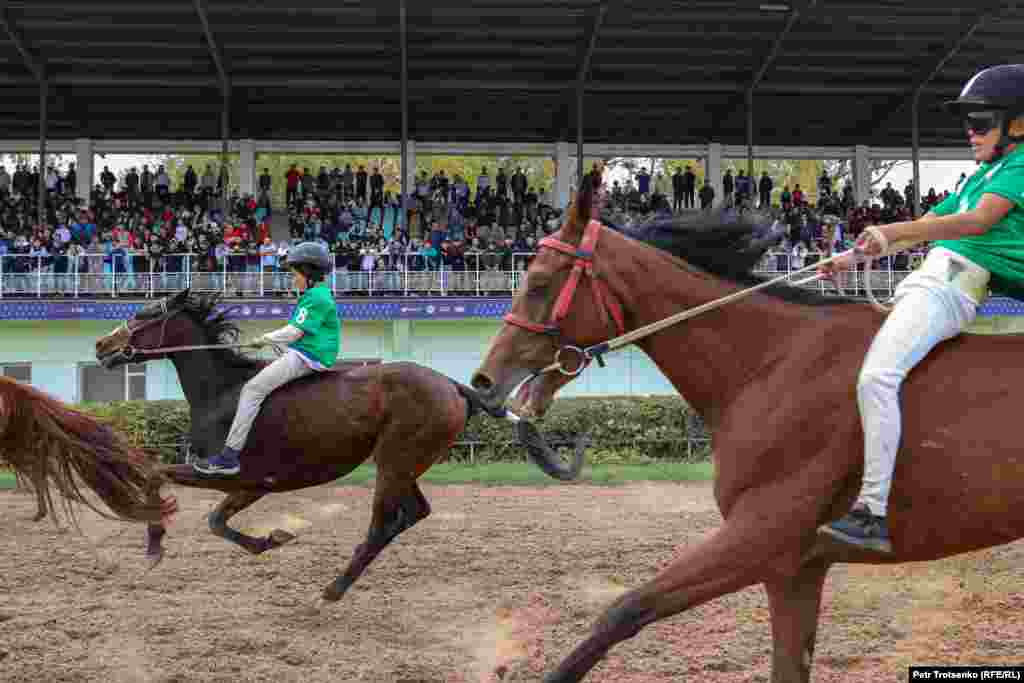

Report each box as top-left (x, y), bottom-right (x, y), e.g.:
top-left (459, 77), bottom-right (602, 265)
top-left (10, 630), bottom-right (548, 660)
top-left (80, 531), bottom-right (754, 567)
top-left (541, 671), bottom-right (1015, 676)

top-left (0, 377), bottom-right (169, 524)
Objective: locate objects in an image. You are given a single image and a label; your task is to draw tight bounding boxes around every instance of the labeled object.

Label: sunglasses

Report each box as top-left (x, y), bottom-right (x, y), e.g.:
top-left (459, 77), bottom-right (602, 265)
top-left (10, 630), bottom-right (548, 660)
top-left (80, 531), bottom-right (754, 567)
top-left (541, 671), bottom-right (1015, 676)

top-left (964, 111), bottom-right (1002, 136)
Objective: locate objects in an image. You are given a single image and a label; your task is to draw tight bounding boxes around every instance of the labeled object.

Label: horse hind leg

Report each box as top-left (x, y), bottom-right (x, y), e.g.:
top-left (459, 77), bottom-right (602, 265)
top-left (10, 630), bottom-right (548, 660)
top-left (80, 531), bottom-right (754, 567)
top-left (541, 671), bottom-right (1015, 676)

top-left (764, 558), bottom-right (831, 683)
top-left (543, 509), bottom-right (800, 683)
top-left (208, 490), bottom-right (295, 555)
top-left (321, 479), bottom-right (431, 602)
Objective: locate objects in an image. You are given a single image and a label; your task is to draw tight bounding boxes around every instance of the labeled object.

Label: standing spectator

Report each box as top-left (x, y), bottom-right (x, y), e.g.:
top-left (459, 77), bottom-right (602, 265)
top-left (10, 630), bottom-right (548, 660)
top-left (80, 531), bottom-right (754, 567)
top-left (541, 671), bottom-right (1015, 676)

top-left (101, 165), bottom-right (117, 194)
top-left (183, 164), bottom-right (197, 196)
top-left (496, 168), bottom-right (508, 200)
top-left (636, 167), bottom-right (651, 199)
top-left (792, 184), bottom-right (805, 208)
top-left (817, 170), bottom-right (832, 199)
top-left (476, 167), bottom-right (491, 203)
top-left (125, 167), bottom-right (140, 205)
top-left (217, 164), bottom-right (230, 198)
top-left (355, 165), bottom-right (368, 202)
top-left (671, 167), bottom-right (684, 212)
top-left (370, 167), bottom-right (384, 211)
top-left (699, 180), bottom-right (715, 210)
top-left (155, 165), bottom-right (170, 200)
top-left (722, 169), bottom-right (734, 205)
top-left (200, 164), bottom-right (215, 197)
top-left (258, 167), bottom-right (272, 201)
top-left (65, 163), bottom-right (76, 197)
top-left (683, 166), bottom-right (697, 210)
top-left (511, 167), bottom-right (527, 206)
top-left (341, 164), bottom-right (355, 201)
top-left (780, 185), bottom-right (793, 211)
top-left (285, 164), bottom-right (301, 206)
top-left (758, 171), bottom-right (773, 209)
top-left (141, 164), bottom-right (154, 205)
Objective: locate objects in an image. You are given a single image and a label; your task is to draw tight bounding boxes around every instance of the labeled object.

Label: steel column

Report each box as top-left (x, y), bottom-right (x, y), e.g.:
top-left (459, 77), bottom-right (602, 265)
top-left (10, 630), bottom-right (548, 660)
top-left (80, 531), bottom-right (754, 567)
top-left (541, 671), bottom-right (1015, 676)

top-left (574, 2), bottom-right (609, 191)
top-left (400, 0), bottom-right (409, 232)
top-left (576, 85), bottom-right (584, 187)
top-left (745, 90), bottom-right (754, 177)
top-left (911, 95), bottom-right (921, 218)
top-left (38, 78), bottom-right (47, 229)
top-left (220, 89), bottom-right (229, 206)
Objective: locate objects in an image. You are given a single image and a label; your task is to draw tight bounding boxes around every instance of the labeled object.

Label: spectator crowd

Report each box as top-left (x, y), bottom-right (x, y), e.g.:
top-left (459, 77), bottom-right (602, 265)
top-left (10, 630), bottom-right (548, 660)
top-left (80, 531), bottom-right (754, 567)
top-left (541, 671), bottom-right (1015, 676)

top-left (0, 158), bottom-right (953, 298)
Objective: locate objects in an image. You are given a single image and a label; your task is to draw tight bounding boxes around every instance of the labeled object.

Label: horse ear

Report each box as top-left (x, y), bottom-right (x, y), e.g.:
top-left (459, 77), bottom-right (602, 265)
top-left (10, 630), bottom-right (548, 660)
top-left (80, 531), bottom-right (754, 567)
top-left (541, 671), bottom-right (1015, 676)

top-left (565, 167), bottom-right (600, 241)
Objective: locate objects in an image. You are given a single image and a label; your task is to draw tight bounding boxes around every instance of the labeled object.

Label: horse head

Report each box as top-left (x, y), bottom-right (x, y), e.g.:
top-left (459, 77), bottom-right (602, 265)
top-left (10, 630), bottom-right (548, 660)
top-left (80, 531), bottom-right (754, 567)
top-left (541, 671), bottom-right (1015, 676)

top-left (471, 166), bottom-right (624, 417)
top-left (95, 288), bottom-right (213, 369)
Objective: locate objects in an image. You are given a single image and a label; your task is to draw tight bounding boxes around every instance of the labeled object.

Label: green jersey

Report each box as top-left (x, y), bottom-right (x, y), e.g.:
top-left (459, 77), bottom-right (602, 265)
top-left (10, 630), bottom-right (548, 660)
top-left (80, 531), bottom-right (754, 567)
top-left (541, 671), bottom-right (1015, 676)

top-left (933, 146), bottom-right (1024, 299)
top-left (287, 283), bottom-right (340, 368)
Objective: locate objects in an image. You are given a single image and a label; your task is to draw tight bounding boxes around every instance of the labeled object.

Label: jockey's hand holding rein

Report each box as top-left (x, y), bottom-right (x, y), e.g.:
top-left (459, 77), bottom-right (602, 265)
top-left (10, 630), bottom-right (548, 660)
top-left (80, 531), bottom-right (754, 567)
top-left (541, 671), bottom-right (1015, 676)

top-left (817, 192), bottom-right (1014, 281)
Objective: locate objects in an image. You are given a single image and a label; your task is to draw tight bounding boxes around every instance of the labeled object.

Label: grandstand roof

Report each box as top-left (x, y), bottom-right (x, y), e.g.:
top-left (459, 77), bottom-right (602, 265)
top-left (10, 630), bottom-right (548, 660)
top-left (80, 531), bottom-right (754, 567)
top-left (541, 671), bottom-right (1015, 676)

top-left (0, 1), bottom-right (1020, 148)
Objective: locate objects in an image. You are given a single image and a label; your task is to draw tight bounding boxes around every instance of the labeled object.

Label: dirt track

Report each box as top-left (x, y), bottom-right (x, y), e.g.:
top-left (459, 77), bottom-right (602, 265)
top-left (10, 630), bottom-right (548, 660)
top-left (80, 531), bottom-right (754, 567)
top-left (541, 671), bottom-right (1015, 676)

top-left (2, 481), bottom-right (1022, 682)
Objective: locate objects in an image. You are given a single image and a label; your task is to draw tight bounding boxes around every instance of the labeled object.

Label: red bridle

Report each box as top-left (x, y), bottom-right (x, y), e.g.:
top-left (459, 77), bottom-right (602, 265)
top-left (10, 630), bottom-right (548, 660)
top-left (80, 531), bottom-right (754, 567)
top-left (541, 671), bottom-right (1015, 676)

top-left (504, 219), bottom-right (626, 342)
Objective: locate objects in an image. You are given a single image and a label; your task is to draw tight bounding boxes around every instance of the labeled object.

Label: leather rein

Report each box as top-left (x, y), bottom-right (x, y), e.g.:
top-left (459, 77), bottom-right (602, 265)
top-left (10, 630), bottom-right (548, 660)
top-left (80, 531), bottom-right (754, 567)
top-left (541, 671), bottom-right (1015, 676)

top-left (503, 218), bottom-right (862, 380)
top-left (115, 298), bottom-right (258, 361)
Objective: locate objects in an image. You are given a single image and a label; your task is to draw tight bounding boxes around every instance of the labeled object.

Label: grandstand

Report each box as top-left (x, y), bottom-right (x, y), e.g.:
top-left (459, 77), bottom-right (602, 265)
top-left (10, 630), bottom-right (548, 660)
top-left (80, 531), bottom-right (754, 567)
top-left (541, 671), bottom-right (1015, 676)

top-left (0, 1), bottom-right (1019, 404)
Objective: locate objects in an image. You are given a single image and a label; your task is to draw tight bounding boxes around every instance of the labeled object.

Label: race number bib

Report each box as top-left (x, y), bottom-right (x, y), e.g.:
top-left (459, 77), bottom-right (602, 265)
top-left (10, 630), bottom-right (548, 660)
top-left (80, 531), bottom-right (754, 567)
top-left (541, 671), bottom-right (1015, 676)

top-left (295, 307), bottom-right (308, 324)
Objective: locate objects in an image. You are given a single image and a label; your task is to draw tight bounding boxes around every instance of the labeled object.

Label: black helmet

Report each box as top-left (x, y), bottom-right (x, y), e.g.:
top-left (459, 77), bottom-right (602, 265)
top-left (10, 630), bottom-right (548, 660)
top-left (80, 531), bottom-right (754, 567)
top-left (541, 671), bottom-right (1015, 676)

top-left (943, 64), bottom-right (1024, 115)
top-left (283, 241), bottom-right (332, 272)
top-left (943, 64), bottom-right (1024, 157)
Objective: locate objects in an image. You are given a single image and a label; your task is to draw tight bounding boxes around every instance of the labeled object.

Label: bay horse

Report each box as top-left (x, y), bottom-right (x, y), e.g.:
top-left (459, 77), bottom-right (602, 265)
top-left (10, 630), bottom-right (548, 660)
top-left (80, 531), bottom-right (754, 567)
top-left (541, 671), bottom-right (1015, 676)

top-left (3, 288), bottom-right (583, 604)
top-left (470, 184), bottom-right (1024, 682)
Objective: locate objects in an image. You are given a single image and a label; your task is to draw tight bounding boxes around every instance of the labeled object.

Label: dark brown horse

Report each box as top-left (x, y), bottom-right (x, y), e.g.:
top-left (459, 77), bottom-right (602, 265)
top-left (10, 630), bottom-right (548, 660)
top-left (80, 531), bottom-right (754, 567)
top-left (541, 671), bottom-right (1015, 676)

top-left (470, 182), bottom-right (1024, 682)
top-left (4, 289), bottom-right (582, 604)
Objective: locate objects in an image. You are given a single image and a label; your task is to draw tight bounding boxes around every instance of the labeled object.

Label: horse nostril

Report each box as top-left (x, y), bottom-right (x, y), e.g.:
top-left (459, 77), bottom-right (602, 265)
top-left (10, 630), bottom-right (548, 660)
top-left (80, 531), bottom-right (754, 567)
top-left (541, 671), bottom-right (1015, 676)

top-left (470, 373), bottom-right (493, 393)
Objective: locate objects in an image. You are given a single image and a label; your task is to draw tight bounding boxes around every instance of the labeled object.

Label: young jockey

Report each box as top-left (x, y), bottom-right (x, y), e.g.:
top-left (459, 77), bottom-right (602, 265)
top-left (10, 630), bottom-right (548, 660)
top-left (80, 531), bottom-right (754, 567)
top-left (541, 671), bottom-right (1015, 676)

top-left (818, 64), bottom-right (1024, 552)
top-left (194, 241), bottom-right (340, 476)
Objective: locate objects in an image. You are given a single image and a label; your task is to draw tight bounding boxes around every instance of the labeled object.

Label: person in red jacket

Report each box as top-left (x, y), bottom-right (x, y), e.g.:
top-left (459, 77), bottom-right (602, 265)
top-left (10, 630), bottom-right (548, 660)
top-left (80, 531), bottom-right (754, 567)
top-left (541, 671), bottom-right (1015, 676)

top-left (285, 164), bottom-right (301, 207)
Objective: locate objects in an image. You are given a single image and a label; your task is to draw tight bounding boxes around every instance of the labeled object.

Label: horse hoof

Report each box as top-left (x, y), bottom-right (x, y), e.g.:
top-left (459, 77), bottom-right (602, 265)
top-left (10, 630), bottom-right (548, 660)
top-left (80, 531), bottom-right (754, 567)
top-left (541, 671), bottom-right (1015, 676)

top-left (268, 529), bottom-right (296, 547)
top-left (145, 549), bottom-right (164, 572)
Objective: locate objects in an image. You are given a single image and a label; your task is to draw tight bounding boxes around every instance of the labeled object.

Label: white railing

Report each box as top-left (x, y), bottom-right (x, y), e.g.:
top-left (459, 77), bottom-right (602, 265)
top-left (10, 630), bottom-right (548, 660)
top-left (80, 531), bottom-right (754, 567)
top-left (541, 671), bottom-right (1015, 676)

top-left (0, 250), bottom-right (926, 299)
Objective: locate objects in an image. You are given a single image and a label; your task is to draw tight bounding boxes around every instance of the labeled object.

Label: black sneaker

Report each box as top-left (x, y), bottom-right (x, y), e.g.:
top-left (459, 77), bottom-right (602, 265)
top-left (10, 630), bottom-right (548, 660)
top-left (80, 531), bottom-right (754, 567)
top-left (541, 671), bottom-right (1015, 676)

top-left (819, 503), bottom-right (892, 553)
top-left (193, 447), bottom-right (241, 476)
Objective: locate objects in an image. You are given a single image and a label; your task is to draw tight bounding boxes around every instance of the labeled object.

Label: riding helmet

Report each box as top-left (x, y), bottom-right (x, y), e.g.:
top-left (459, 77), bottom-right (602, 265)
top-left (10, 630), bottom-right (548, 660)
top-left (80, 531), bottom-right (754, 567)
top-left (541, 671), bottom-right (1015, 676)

top-left (944, 64), bottom-right (1024, 157)
top-left (283, 241), bottom-right (333, 283)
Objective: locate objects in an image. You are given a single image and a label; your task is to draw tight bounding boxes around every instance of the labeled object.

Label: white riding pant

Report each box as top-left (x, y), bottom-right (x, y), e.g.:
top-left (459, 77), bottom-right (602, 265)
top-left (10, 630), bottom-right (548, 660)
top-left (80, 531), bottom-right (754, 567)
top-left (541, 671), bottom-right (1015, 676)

top-left (856, 248), bottom-right (986, 516)
top-left (225, 350), bottom-right (318, 452)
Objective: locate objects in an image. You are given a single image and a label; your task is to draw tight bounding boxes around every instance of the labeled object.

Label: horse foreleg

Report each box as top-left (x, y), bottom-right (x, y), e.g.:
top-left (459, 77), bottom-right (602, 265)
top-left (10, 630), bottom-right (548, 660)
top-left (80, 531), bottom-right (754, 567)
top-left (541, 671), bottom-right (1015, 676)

top-left (321, 481), bottom-right (431, 602)
top-left (208, 490), bottom-right (293, 555)
top-left (543, 514), bottom-right (795, 683)
top-left (764, 559), bottom-right (830, 683)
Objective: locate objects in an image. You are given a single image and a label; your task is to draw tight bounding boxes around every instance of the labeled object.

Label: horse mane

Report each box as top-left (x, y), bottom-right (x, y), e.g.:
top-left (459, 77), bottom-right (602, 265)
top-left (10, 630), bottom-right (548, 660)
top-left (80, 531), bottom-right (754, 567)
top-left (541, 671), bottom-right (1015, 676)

top-left (614, 212), bottom-right (860, 307)
top-left (0, 376), bottom-right (168, 524)
top-left (179, 293), bottom-right (266, 373)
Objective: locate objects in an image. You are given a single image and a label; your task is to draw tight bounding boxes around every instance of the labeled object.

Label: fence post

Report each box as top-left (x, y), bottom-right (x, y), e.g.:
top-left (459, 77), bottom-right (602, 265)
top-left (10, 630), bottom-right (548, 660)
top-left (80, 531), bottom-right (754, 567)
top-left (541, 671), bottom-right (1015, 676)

top-left (35, 256), bottom-right (41, 298)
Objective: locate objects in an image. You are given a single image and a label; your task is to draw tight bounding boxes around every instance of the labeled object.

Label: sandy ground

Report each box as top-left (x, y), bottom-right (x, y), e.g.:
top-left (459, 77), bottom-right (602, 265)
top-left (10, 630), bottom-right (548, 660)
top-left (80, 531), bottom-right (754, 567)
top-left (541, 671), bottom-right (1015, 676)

top-left (2, 481), bottom-right (1023, 682)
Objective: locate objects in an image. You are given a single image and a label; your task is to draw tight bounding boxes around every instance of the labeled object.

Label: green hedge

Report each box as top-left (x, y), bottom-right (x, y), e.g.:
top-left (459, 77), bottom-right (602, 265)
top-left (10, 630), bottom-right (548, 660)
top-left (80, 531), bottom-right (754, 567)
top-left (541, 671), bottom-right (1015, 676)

top-left (75, 397), bottom-right (711, 465)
